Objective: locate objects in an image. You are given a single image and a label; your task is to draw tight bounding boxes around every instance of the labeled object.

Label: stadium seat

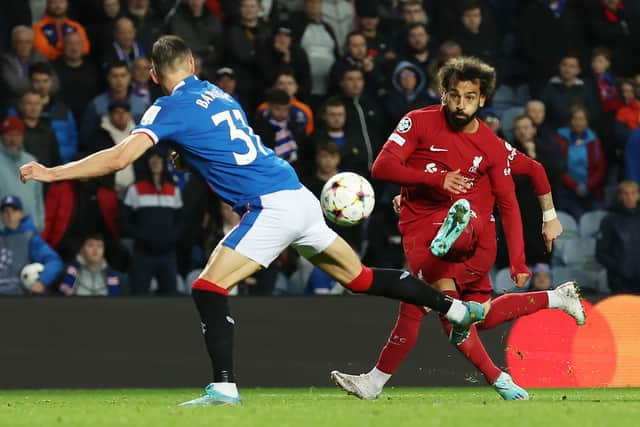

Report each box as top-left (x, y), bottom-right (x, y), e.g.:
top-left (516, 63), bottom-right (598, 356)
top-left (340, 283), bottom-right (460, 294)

top-left (493, 268), bottom-right (515, 294)
top-left (500, 106), bottom-right (525, 142)
top-left (556, 210), bottom-right (578, 236)
top-left (184, 269), bottom-right (202, 295)
top-left (559, 237), bottom-right (597, 265)
top-left (578, 210), bottom-right (608, 238)
top-left (552, 265), bottom-right (609, 293)
top-left (176, 274), bottom-right (186, 294)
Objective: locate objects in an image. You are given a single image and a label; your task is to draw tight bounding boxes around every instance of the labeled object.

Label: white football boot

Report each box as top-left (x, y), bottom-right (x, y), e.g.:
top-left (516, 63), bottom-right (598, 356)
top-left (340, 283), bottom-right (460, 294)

top-left (553, 281), bottom-right (586, 325)
top-left (330, 371), bottom-right (382, 400)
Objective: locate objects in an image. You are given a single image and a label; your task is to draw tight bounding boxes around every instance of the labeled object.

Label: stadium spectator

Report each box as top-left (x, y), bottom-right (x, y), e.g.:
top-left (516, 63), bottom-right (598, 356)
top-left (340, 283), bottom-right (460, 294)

top-left (478, 107), bottom-right (504, 139)
top-left (596, 181), bottom-right (640, 294)
top-left (167, 0), bottom-right (224, 80)
top-left (399, 23), bottom-right (432, 83)
top-left (59, 233), bottom-right (121, 296)
top-left (322, 0), bottom-right (354, 56)
top-left (329, 31), bottom-right (386, 98)
top-left (290, 0), bottom-right (339, 101)
top-left (18, 90), bottom-right (61, 167)
top-left (256, 26), bottom-right (312, 101)
top-left (88, 100), bottom-right (136, 197)
top-left (120, 148), bottom-right (182, 295)
top-left (33, 0), bottom-right (91, 61)
top-left (520, 0), bottom-right (586, 97)
top-left (451, 1), bottom-right (496, 65)
top-left (101, 17), bottom-right (145, 69)
top-left (540, 54), bottom-right (599, 131)
top-left (130, 56), bottom-right (155, 106)
top-left (52, 32), bottom-right (102, 126)
top-left (212, 67), bottom-right (239, 102)
top-left (0, 194), bottom-right (62, 295)
top-left (257, 70), bottom-right (314, 138)
top-left (80, 60), bottom-right (148, 149)
top-left (625, 127), bottom-right (640, 185)
top-left (29, 61), bottom-right (78, 164)
top-left (355, 1), bottom-right (396, 69)
top-left (252, 89), bottom-right (302, 165)
top-left (86, 0), bottom-right (124, 59)
top-left (426, 40), bottom-right (462, 81)
top-left (530, 263), bottom-right (553, 291)
top-left (0, 26), bottom-right (47, 110)
top-left (0, 116), bottom-right (44, 230)
top-left (384, 61), bottom-right (429, 126)
top-left (338, 67), bottom-right (384, 178)
top-left (525, 99), bottom-right (557, 152)
top-left (587, 0), bottom-right (638, 76)
top-left (613, 79), bottom-right (640, 149)
top-left (225, 0), bottom-right (272, 111)
top-left (556, 105), bottom-right (607, 219)
top-left (124, 0), bottom-right (165, 55)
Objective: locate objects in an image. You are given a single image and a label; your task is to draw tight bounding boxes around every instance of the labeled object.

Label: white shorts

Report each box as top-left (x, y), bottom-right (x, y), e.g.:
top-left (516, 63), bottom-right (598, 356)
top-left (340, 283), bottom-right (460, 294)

top-left (222, 186), bottom-right (338, 267)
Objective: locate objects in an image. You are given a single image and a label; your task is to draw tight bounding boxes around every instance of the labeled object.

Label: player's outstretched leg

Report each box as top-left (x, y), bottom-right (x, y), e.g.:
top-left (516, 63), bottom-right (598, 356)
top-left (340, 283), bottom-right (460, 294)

top-left (331, 302), bottom-right (425, 399)
top-left (439, 289), bottom-right (529, 401)
top-left (477, 281), bottom-right (585, 330)
top-left (179, 280), bottom-right (241, 407)
top-left (430, 199), bottom-right (472, 257)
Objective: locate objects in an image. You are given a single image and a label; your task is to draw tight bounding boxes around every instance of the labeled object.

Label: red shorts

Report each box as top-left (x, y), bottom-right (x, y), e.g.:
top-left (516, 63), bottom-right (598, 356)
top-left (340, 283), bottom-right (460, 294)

top-left (400, 210), bottom-right (497, 304)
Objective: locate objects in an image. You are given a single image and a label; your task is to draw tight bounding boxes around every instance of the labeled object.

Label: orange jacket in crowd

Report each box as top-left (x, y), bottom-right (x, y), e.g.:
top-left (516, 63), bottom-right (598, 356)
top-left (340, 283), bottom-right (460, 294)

top-left (615, 98), bottom-right (640, 131)
top-left (33, 14), bottom-right (90, 61)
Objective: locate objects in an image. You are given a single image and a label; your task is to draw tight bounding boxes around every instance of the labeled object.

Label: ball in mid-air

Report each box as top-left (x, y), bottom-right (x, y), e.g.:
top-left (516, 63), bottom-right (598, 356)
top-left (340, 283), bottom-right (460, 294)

top-left (320, 172), bottom-right (375, 226)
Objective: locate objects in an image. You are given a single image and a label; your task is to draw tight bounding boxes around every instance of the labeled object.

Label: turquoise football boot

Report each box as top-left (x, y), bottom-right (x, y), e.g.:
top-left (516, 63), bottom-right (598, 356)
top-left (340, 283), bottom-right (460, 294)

top-left (430, 199), bottom-right (471, 258)
top-left (179, 384), bottom-right (242, 407)
top-left (449, 301), bottom-right (485, 345)
top-left (493, 372), bottom-right (530, 400)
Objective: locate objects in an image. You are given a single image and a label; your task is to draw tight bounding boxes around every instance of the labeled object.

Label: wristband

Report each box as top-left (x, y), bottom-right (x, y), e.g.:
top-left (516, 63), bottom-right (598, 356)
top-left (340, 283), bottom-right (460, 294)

top-left (542, 208), bottom-right (557, 222)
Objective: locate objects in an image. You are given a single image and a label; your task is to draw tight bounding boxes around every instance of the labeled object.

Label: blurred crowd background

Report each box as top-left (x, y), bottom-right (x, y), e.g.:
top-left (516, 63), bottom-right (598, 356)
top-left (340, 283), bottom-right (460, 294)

top-left (1, 0), bottom-right (639, 297)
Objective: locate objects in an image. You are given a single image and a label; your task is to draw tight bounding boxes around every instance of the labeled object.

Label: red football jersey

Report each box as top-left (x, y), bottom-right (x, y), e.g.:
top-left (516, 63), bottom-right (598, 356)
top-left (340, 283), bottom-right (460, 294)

top-left (373, 105), bottom-right (528, 275)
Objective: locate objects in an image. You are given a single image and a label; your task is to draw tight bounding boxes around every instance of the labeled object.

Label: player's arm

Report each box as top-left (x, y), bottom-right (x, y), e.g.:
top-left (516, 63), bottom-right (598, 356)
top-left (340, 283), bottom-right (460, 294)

top-left (509, 151), bottom-right (562, 252)
top-left (488, 153), bottom-right (528, 286)
top-left (20, 134), bottom-right (153, 183)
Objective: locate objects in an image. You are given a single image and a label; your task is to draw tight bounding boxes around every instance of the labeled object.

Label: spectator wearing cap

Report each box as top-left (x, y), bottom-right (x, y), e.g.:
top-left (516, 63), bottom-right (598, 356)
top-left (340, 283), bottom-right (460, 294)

top-left (257, 26), bottom-right (312, 101)
top-left (88, 100), bottom-right (136, 197)
top-left (0, 116), bottom-right (44, 230)
top-left (32, 0), bottom-right (91, 61)
top-left (59, 233), bottom-right (121, 296)
top-left (384, 61), bottom-right (429, 126)
top-left (252, 89), bottom-right (303, 166)
top-left (80, 60), bottom-right (148, 150)
top-left (225, 0), bottom-right (272, 112)
top-left (52, 32), bottom-right (102, 126)
top-left (290, 0), bottom-right (339, 101)
top-left (101, 16), bottom-right (145, 70)
top-left (329, 31), bottom-right (386, 99)
top-left (17, 89), bottom-right (62, 167)
top-left (120, 148), bottom-right (182, 295)
top-left (0, 26), bottom-right (48, 111)
top-left (0, 194), bottom-right (62, 295)
top-left (213, 67), bottom-right (240, 103)
top-left (596, 181), bottom-right (640, 293)
top-left (168, 0), bottom-right (223, 80)
top-left (256, 70), bottom-right (314, 138)
top-left (29, 61), bottom-right (78, 164)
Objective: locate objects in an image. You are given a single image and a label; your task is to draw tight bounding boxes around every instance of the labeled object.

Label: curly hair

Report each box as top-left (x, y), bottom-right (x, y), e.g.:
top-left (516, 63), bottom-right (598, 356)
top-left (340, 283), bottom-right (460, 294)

top-left (436, 56), bottom-right (497, 98)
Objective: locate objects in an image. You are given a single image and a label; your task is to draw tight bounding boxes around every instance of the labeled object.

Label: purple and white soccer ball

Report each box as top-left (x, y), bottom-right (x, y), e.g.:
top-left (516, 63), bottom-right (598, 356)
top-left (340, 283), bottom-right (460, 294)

top-left (320, 172), bottom-right (375, 226)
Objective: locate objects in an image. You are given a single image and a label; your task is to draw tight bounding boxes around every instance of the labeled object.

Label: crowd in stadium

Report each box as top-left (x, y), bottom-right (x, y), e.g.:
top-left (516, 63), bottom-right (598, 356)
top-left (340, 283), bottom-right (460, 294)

top-left (0, 0), bottom-right (639, 296)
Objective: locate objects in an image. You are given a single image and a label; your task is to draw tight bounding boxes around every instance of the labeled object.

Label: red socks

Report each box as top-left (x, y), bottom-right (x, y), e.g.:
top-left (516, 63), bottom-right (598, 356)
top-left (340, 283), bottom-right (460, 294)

top-left (375, 302), bottom-right (425, 374)
top-left (192, 278), bottom-right (230, 295)
top-left (345, 265), bottom-right (373, 292)
top-left (439, 290), bottom-right (502, 384)
top-left (477, 291), bottom-right (549, 330)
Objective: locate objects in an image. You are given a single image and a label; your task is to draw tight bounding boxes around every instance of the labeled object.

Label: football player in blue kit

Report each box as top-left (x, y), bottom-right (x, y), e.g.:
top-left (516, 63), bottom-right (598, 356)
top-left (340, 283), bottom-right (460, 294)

top-left (20, 35), bottom-right (485, 406)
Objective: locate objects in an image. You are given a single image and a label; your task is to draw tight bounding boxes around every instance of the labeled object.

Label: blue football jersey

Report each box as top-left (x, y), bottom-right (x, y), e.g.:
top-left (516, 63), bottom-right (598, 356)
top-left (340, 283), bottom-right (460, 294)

top-left (132, 76), bottom-right (301, 211)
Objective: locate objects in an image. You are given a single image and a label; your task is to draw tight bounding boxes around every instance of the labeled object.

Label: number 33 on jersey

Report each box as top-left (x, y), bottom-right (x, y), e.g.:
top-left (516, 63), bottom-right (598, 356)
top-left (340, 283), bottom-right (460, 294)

top-left (131, 76), bottom-right (301, 212)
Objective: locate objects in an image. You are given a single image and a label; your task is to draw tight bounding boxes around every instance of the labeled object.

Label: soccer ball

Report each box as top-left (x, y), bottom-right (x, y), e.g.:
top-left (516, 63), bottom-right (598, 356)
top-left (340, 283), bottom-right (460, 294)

top-left (320, 172), bottom-right (375, 226)
top-left (20, 262), bottom-right (44, 289)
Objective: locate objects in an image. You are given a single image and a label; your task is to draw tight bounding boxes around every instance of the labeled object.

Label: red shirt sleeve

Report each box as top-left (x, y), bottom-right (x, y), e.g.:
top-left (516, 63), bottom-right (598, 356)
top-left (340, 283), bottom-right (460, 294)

top-left (489, 141), bottom-right (528, 278)
top-left (371, 113), bottom-right (446, 188)
top-left (509, 149), bottom-right (552, 196)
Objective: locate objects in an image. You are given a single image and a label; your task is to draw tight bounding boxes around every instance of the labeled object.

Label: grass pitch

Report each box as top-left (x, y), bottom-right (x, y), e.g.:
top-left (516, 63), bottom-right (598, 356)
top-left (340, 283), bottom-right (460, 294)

top-left (1, 388), bottom-right (639, 427)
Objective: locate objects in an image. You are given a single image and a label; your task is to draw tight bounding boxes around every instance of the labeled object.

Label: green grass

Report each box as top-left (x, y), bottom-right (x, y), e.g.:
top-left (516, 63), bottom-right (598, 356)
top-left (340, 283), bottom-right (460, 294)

top-left (1, 388), bottom-right (640, 427)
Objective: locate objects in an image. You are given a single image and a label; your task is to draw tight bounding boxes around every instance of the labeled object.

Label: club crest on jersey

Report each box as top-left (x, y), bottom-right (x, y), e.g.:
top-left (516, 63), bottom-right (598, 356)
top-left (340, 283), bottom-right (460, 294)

top-left (468, 156), bottom-right (483, 173)
top-left (396, 116), bottom-right (412, 133)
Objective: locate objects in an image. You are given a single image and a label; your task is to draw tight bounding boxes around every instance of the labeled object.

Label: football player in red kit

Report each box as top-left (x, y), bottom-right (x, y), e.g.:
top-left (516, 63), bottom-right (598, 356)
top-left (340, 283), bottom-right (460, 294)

top-left (331, 57), bottom-right (585, 400)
